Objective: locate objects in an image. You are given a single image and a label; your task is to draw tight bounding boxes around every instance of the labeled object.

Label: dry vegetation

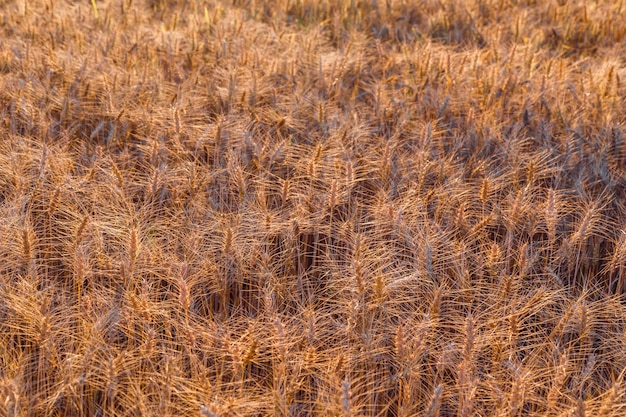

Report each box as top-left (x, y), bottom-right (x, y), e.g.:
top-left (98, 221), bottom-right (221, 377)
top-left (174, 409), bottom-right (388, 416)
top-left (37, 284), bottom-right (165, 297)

top-left (1, 0), bottom-right (626, 415)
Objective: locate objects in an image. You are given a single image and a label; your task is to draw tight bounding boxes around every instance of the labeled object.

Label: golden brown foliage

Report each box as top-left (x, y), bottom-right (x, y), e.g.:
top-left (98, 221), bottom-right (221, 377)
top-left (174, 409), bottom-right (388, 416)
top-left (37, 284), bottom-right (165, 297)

top-left (0, 0), bottom-right (625, 415)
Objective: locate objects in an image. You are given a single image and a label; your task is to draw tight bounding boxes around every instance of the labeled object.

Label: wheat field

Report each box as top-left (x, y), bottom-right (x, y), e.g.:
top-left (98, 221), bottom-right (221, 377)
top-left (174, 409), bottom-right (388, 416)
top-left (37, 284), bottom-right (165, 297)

top-left (0, 0), bottom-right (625, 415)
